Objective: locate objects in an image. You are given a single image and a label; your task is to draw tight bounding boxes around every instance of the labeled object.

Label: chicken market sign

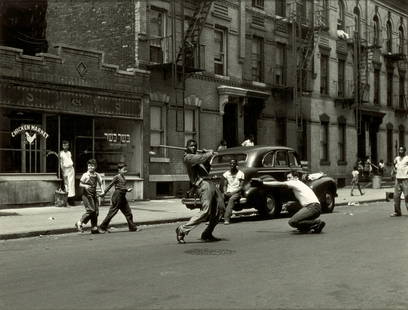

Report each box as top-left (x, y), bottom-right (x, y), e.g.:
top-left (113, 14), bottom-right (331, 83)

top-left (11, 124), bottom-right (49, 144)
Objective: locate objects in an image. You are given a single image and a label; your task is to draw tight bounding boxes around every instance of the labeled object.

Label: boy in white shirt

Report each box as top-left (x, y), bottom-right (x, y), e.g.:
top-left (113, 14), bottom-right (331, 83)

top-left (222, 159), bottom-right (245, 225)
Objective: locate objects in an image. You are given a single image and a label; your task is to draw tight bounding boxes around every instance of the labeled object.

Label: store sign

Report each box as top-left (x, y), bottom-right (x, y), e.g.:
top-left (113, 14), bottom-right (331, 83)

top-left (11, 124), bottom-right (49, 144)
top-left (104, 133), bottom-right (131, 144)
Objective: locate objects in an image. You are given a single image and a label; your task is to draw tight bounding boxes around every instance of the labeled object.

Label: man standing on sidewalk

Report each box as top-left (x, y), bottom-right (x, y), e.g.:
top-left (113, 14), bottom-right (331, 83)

top-left (175, 139), bottom-right (225, 243)
top-left (390, 146), bottom-right (408, 217)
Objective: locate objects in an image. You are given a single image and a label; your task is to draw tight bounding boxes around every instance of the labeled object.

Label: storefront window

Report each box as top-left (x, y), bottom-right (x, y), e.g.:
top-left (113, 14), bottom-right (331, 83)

top-left (0, 109), bottom-right (46, 173)
top-left (0, 110), bottom-right (141, 175)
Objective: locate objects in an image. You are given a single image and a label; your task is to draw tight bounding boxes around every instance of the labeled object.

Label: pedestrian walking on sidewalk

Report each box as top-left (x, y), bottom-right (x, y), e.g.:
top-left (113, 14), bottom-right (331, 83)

top-left (75, 159), bottom-right (104, 234)
top-left (390, 146), bottom-right (408, 217)
top-left (175, 139), bottom-right (225, 243)
top-left (254, 171), bottom-right (326, 234)
top-left (98, 162), bottom-right (137, 233)
top-left (350, 166), bottom-right (364, 196)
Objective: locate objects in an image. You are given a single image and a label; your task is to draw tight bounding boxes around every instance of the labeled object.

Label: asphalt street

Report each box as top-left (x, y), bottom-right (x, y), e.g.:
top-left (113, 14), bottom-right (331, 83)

top-left (1, 200), bottom-right (408, 310)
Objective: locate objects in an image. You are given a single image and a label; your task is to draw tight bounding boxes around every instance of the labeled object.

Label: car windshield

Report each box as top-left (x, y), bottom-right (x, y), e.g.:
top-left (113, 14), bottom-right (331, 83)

top-left (212, 153), bottom-right (247, 164)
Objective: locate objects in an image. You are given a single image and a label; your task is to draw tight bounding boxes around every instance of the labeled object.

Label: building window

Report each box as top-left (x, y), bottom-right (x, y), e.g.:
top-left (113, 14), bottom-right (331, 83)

top-left (400, 74), bottom-right (406, 109)
top-left (374, 68), bottom-right (380, 105)
top-left (337, 0), bottom-right (345, 30)
top-left (150, 105), bottom-right (166, 157)
top-left (149, 8), bottom-right (166, 63)
top-left (214, 28), bottom-right (226, 75)
top-left (386, 21), bottom-right (392, 53)
top-left (276, 0), bottom-right (286, 17)
top-left (251, 36), bottom-right (264, 82)
top-left (276, 117), bottom-right (287, 146)
top-left (353, 7), bottom-right (361, 37)
top-left (387, 70), bottom-right (393, 107)
top-left (275, 43), bottom-right (286, 85)
top-left (252, 0), bottom-right (264, 9)
top-left (373, 16), bottom-right (380, 47)
top-left (320, 114), bottom-right (330, 163)
top-left (399, 26), bottom-right (405, 54)
top-left (320, 54), bottom-right (329, 95)
top-left (338, 118), bottom-right (346, 163)
top-left (338, 58), bottom-right (345, 97)
top-left (399, 125), bottom-right (405, 148)
top-left (387, 124), bottom-right (393, 164)
top-left (321, 0), bottom-right (329, 27)
top-left (184, 109), bottom-right (197, 146)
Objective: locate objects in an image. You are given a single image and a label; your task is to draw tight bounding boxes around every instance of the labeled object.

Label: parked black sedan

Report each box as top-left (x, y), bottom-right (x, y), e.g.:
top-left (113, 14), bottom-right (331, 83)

top-left (182, 145), bottom-right (337, 217)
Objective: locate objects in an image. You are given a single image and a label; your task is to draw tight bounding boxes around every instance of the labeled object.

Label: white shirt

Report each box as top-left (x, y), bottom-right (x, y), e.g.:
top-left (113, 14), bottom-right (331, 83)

top-left (223, 170), bottom-right (245, 193)
top-left (241, 139), bottom-right (254, 147)
top-left (286, 179), bottom-right (320, 207)
top-left (60, 150), bottom-right (74, 169)
top-left (394, 155), bottom-right (408, 179)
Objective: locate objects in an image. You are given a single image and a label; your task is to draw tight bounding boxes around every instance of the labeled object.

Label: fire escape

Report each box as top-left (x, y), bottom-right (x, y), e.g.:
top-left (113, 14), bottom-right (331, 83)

top-left (383, 25), bottom-right (408, 118)
top-left (147, 0), bottom-right (213, 129)
top-left (288, 0), bottom-right (325, 132)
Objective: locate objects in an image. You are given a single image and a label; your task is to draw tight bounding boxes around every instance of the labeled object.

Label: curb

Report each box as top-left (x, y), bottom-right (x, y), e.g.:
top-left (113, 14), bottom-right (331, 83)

top-left (0, 217), bottom-right (192, 241)
top-left (336, 198), bottom-right (387, 207)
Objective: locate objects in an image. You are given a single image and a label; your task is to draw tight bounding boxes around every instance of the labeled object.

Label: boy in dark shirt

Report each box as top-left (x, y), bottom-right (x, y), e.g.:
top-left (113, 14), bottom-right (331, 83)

top-left (98, 162), bottom-right (137, 232)
top-left (75, 159), bottom-right (103, 234)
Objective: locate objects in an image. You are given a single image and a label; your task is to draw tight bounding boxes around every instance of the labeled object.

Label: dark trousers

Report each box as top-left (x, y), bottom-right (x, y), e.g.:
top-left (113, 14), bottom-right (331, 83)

top-left (81, 194), bottom-right (99, 228)
top-left (100, 191), bottom-right (137, 230)
top-left (288, 202), bottom-right (321, 231)
top-left (179, 180), bottom-right (225, 236)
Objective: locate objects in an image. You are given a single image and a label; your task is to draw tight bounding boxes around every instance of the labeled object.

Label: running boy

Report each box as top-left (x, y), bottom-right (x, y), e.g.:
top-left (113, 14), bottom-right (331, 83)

top-left (99, 162), bottom-right (137, 232)
top-left (75, 159), bottom-right (104, 234)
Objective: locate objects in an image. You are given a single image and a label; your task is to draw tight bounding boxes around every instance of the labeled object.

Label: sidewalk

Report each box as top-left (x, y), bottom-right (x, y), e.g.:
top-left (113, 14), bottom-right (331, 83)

top-left (0, 186), bottom-right (392, 240)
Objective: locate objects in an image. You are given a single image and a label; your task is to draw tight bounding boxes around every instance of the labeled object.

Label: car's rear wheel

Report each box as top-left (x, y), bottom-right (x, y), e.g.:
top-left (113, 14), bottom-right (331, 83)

top-left (258, 193), bottom-right (281, 218)
top-left (321, 190), bottom-right (335, 213)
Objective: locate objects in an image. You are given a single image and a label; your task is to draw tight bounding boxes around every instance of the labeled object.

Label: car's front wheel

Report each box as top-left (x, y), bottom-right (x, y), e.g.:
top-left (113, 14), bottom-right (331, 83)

top-left (258, 193), bottom-right (281, 218)
top-left (321, 190), bottom-right (335, 213)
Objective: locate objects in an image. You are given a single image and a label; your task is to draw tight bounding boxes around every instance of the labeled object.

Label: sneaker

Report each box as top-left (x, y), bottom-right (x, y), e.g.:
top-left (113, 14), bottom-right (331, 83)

top-left (224, 221), bottom-right (230, 225)
top-left (176, 226), bottom-right (186, 244)
top-left (91, 228), bottom-right (100, 234)
top-left (312, 221), bottom-right (326, 234)
top-left (350, 193), bottom-right (354, 196)
top-left (201, 233), bottom-right (221, 242)
top-left (390, 213), bottom-right (402, 217)
top-left (75, 221), bottom-right (83, 233)
top-left (129, 226), bottom-right (138, 232)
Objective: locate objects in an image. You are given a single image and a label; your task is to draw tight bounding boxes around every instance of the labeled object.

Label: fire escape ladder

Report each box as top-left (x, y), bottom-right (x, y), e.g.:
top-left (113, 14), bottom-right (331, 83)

top-left (295, 9), bottom-right (323, 132)
top-left (176, 0), bottom-right (213, 65)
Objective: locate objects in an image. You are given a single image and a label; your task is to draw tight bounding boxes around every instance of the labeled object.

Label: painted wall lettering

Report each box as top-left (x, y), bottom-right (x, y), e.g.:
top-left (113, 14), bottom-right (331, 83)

top-left (104, 133), bottom-right (131, 144)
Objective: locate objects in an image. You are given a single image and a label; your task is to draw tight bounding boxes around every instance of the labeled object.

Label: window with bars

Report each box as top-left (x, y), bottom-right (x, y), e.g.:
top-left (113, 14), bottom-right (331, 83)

top-left (374, 68), bottom-right (380, 105)
top-left (214, 28), bottom-right (226, 75)
top-left (184, 109), bottom-right (197, 146)
top-left (251, 36), bottom-right (264, 82)
top-left (387, 71), bottom-right (393, 107)
top-left (150, 105), bottom-right (165, 157)
top-left (252, 0), bottom-right (264, 9)
top-left (320, 54), bottom-right (329, 95)
top-left (276, 0), bottom-right (286, 17)
top-left (373, 16), bottom-right (380, 47)
top-left (399, 26), bottom-right (405, 54)
top-left (337, 59), bottom-right (345, 97)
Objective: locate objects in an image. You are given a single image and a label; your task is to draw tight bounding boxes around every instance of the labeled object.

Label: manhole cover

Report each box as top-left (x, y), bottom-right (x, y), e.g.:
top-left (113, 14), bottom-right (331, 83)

top-left (184, 248), bottom-right (236, 256)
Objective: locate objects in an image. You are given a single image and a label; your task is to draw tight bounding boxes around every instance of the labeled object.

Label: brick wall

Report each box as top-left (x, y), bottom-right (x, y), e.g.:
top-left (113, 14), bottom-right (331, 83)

top-left (47, 0), bottom-right (135, 70)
